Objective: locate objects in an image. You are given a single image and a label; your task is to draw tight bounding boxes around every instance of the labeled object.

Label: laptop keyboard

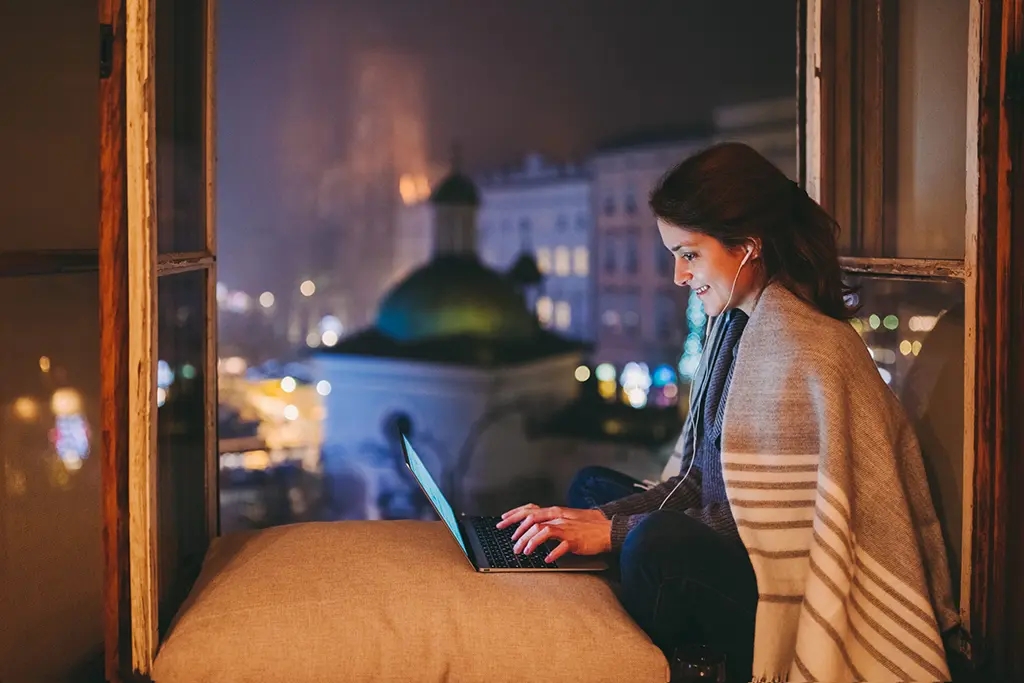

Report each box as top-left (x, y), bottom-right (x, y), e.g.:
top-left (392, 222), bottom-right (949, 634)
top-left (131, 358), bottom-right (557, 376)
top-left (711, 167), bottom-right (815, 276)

top-left (471, 516), bottom-right (560, 569)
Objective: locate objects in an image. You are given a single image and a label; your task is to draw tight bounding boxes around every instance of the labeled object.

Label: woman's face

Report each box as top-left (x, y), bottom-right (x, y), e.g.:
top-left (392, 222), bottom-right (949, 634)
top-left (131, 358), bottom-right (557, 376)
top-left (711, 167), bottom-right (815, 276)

top-left (657, 218), bottom-right (762, 317)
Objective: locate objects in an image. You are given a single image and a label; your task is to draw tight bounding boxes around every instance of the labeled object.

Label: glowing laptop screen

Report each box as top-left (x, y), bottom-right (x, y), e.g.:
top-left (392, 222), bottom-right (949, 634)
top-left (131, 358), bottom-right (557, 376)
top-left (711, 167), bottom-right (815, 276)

top-left (402, 434), bottom-right (468, 556)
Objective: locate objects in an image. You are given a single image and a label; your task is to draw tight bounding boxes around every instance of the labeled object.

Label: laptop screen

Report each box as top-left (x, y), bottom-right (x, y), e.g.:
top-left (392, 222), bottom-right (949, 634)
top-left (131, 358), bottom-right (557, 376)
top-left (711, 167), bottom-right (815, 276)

top-left (401, 434), bottom-right (468, 556)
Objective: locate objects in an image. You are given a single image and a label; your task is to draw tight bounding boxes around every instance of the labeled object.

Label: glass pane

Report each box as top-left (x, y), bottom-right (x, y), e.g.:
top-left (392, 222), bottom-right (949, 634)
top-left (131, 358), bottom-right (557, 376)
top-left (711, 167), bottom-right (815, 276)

top-left (0, 1), bottom-right (97, 250)
top-left (891, 0), bottom-right (969, 258)
top-left (155, 0), bottom-right (208, 254)
top-left (0, 274), bottom-right (102, 680)
top-left (156, 270), bottom-right (210, 614)
top-left (838, 0), bottom-right (969, 258)
top-left (848, 276), bottom-right (964, 603)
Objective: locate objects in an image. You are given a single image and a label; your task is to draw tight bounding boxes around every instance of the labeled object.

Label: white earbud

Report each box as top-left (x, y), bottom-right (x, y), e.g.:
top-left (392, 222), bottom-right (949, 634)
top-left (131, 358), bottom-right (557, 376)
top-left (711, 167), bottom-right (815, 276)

top-left (722, 243), bottom-right (754, 313)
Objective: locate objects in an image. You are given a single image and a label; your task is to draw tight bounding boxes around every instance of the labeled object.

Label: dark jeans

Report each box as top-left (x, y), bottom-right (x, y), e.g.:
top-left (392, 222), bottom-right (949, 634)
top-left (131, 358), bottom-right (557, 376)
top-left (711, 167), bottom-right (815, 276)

top-left (568, 466), bottom-right (758, 683)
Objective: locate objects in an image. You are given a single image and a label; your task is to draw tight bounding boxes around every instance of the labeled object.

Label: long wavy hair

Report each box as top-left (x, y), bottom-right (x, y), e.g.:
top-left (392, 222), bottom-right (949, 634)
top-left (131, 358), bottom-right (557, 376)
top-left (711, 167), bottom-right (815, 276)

top-left (649, 142), bottom-right (857, 320)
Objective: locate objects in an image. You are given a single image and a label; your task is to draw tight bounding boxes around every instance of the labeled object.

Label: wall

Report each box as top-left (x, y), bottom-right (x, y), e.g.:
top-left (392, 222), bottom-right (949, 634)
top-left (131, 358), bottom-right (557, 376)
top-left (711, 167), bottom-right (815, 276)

top-left (312, 352), bottom-right (583, 516)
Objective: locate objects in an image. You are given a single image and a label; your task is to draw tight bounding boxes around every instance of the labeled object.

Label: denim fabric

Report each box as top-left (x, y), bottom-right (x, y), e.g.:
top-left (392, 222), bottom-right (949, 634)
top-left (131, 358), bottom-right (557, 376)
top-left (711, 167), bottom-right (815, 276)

top-left (568, 470), bottom-right (758, 683)
top-left (567, 465), bottom-right (644, 510)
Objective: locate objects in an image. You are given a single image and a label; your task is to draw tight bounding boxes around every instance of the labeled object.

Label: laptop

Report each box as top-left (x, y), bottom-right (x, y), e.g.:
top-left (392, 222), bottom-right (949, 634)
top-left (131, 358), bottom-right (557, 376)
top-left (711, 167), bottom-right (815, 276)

top-left (400, 433), bottom-right (607, 573)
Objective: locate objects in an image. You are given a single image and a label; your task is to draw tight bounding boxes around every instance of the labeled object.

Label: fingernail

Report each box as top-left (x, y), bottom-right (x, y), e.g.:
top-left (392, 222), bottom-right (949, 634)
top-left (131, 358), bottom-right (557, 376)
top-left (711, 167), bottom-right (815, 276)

top-left (545, 554), bottom-right (553, 563)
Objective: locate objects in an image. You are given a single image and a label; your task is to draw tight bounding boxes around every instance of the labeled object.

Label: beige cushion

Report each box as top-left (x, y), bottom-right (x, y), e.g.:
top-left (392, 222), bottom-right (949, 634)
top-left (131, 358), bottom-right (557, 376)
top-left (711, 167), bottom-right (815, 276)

top-left (153, 521), bottom-right (668, 683)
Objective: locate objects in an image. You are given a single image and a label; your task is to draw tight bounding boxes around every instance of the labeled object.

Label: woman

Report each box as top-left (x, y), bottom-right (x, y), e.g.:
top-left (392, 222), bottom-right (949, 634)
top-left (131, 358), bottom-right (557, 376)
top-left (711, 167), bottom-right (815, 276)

top-left (498, 143), bottom-right (957, 682)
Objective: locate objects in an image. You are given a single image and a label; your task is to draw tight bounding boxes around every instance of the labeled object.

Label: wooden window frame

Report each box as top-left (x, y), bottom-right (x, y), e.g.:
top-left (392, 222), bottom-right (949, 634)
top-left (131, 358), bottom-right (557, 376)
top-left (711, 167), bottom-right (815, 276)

top-left (802, 0), bottom-right (1024, 677)
top-left (100, 0), bottom-right (217, 679)
top-left (89, 0), bottom-right (1022, 679)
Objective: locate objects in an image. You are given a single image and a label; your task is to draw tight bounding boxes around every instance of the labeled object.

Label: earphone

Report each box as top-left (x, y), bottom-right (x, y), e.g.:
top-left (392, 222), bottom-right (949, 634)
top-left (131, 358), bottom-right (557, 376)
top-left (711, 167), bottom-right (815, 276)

top-left (658, 243), bottom-right (755, 510)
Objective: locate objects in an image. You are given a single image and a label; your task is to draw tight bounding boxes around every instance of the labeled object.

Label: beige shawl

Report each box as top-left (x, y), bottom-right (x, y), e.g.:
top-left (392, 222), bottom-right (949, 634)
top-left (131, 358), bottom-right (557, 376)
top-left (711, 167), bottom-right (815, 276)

top-left (722, 283), bottom-right (958, 682)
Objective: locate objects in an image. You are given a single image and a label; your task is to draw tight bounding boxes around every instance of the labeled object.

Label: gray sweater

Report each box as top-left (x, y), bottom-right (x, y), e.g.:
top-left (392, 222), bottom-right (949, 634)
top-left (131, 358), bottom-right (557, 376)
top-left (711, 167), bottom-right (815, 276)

top-left (598, 309), bottom-right (748, 550)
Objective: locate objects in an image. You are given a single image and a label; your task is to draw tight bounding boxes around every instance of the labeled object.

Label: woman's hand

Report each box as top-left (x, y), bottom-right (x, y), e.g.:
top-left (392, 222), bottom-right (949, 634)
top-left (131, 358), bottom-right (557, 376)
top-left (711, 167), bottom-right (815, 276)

top-left (496, 504), bottom-right (611, 563)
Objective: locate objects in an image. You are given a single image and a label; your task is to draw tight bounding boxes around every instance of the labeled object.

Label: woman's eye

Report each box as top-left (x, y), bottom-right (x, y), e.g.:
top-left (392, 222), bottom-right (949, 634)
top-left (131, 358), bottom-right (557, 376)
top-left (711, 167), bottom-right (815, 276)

top-left (679, 252), bottom-right (697, 262)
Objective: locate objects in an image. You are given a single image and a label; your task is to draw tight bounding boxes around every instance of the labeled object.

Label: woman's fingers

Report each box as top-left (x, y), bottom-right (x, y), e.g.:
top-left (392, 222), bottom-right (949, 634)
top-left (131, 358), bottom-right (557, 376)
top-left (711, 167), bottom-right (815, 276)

top-left (500, 503), bottom-right (537, 519)
top-left (496, 503), bottom-right (538, 528)
top-left (510, 514), bottom-right (536, 541)
top-left (513, 523), bottom-right (546, 554)
top-left (545, 540), bottom-right (572, 564)
top-left (521, 525), bottom-right (555, 556)
top-left (502, 506), bottom-right (560, 535)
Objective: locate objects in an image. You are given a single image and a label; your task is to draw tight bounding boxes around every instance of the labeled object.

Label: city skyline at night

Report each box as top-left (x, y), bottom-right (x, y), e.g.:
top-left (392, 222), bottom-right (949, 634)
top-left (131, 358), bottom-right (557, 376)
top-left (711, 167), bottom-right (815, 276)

top-left (216, 0), bottom-right (797, 301)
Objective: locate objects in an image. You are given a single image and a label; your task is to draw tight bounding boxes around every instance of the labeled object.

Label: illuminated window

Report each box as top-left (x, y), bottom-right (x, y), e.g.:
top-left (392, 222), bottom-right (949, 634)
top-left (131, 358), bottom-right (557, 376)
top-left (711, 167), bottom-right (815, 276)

top-left (573, 246), bottom-right (589, 276)
top-left (554, 246), bottom-right (571, 276)
top-left (554, 301), bottom-right (571, 330)
top-left (535, 247), bottom-right (552, 273)
top-left (536, 296), bottom-right (554, 326)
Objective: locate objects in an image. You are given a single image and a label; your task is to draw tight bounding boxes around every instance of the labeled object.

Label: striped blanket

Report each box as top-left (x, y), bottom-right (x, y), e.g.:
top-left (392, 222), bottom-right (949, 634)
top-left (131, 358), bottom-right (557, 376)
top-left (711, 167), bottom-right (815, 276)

top-left (721, 283), bottom-right (958, 682)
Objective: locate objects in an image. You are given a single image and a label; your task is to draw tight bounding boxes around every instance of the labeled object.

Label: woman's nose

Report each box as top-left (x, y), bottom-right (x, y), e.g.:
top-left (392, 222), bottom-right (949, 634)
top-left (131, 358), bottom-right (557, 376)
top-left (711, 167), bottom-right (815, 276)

top-left (674, 261), bottom-right (692, 287)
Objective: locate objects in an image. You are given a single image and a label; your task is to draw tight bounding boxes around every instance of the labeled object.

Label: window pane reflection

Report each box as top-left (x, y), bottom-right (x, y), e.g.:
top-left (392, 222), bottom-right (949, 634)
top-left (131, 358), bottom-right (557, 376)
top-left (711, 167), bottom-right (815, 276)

top-left (848, 276), bottom-right (964, 602)
top-left (155, 0), bottom-right (207, 254)
top-left (0, 274), bottom-right (102, 681)
top-left (156, 271), bottom-right (210, 611)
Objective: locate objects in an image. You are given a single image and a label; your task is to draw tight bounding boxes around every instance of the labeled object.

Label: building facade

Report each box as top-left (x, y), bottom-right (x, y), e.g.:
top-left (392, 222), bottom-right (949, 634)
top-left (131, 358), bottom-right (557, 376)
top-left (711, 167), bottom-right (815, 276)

top-left (588, 99), bottom-right (797, 389)
top-left (313, 168), bottom-right (612, 516)
top-left (588, 134), bottom-right (709, 374)
top-left (712, 96), bottom-right (798, 179)
top-left (476, 153), bottom-right (594, 341)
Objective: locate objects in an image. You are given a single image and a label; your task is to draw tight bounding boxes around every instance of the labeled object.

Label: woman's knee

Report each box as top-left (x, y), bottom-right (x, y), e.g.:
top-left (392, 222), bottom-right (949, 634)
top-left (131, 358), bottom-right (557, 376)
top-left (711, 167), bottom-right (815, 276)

top-left (566, 465), bottom-right (616, 507)
top-left (620, 511), bottom-right (690, 573)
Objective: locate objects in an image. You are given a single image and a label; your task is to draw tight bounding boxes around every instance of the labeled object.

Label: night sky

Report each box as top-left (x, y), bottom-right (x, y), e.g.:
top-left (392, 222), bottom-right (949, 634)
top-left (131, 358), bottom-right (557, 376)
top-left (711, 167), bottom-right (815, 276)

top-left (217, 0), bottom-right (796, 294)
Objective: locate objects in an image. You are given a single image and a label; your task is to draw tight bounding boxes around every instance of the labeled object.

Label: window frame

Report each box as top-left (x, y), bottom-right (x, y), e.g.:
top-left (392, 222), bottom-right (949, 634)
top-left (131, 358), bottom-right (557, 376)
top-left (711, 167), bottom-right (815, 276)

top-left (90, 0), bottom-right (1023, 678)
top-left (99, 0), bottom-right (218, 678)
top-left (802, 0), bottom-right (1024, 673)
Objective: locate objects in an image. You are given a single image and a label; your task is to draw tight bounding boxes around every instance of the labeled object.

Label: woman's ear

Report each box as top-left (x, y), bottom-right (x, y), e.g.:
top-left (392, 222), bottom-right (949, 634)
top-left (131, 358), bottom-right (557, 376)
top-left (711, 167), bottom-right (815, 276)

top-left (747, 238), bottom-right (762, 260)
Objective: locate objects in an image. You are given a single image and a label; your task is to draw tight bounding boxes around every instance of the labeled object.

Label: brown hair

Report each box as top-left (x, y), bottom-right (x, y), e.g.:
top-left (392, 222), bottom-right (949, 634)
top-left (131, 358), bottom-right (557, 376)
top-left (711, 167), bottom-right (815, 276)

top-left (649, 142), bottom-right (857, 320)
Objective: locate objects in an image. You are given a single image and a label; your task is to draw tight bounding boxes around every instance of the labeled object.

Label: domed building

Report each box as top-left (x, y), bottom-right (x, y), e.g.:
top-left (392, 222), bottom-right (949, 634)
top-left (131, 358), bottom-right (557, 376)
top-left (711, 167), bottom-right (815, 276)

top-left (312, 166), bottom-right (594, 518)
top-left (376, 255), bottom-right (539, 344)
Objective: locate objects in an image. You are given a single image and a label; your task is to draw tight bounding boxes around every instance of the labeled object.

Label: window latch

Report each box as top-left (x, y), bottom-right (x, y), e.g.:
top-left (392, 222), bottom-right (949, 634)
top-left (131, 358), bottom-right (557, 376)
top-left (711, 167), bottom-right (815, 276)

top-left (100, 24), bottom-right (114, 79)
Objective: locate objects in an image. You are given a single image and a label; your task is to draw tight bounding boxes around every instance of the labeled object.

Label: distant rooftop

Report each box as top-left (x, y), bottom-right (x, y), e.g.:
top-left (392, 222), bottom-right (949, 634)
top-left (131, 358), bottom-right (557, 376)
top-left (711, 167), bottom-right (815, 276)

top-left (476, 152), bottom-right (589, 189)
top-left (429, 171), bottom-right (480, 206)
